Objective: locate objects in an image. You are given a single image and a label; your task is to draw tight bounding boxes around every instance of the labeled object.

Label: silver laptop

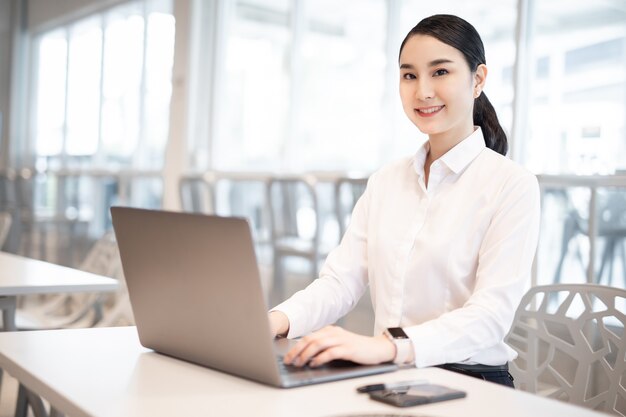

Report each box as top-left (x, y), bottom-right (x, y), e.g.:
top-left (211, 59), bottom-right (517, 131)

top-left (110, 207), bottom-right (396, 388)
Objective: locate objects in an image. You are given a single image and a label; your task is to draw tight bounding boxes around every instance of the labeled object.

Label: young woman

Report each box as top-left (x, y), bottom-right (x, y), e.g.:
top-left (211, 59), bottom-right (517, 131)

top-left (268, 14), bottom-right (540, 387)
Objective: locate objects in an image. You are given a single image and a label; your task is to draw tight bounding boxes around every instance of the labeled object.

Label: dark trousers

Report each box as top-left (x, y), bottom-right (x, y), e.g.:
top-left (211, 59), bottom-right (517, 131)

top-left (436, 363), bottom-right (515, 388)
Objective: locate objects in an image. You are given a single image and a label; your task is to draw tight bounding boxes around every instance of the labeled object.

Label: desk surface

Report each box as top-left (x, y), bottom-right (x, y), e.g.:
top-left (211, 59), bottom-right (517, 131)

top-left (0, 327), bottom-right (607, 417)
top-left (0, 252), bottom-right (118, 295)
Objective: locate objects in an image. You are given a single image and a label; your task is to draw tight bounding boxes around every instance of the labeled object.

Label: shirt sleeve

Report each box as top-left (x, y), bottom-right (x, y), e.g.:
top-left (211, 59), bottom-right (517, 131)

top-left (404, 172), bottom-right (541, 367)
top-left (270, 176), bottom-right (374, 338)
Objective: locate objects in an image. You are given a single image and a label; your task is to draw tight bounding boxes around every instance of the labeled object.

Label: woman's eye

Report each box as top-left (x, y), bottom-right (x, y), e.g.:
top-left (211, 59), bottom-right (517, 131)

top-left (433, 69), bottom-right (448, 77)
top-left (402, 73), bottom-right (416, 80)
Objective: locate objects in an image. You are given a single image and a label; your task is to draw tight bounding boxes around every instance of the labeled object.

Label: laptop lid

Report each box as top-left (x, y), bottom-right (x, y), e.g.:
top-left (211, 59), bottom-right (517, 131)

top-left (111, 207), bottom-right (396, 388)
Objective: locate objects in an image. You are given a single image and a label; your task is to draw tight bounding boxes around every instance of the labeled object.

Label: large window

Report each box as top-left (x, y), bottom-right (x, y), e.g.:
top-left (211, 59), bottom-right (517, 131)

top-left (211, 0), bottom-right (390, 173)
top-left (207, 0), bottom-right (518, 172)
top-left (32, 0), bottom-right (175, 171)
top-left (213, 0), bottom-right (292, 171)
top-left (526, 2), bottom-right (626, 288)
top-left (289, 0), bottom-right (387, 172)
top-left (24, 0), bottom-right (175, 263)
top-left (523, 0), bottom-right (626, 175)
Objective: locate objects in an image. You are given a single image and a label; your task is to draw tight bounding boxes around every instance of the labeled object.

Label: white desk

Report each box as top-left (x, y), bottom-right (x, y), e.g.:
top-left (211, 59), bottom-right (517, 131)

top-left (0, 251), bottom-right (119, 331)
top-left (0, 251), bottom-right (120, 415)
top-left (0, 326), bottom-right (607, 417)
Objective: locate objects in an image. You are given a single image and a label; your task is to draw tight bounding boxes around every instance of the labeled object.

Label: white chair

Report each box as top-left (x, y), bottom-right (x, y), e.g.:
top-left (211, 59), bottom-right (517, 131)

top-left (506, 284), bottom-right (626, 416)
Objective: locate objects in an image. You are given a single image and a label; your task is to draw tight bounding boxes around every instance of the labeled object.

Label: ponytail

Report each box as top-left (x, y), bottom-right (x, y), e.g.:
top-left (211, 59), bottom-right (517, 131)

top-left (400, 15), bottom-right (509, 156)
top-left (474, 93), bottom-right (508, 156)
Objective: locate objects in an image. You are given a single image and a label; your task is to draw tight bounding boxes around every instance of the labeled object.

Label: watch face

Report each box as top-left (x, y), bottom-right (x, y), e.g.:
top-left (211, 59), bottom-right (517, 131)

top-left (387, 327), bottom-right (409, 339)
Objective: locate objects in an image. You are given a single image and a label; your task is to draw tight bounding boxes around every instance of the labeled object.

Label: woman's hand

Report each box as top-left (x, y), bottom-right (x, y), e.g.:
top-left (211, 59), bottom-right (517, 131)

top-left (283, 326), bottom-right (396, 367)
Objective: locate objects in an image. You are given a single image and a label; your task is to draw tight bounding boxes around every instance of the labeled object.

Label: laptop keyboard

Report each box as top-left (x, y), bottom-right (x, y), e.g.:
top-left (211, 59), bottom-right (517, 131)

top-left (277, 356), bottom-right (313, 374)
top-left (277, 355), bottom-right (361, 374)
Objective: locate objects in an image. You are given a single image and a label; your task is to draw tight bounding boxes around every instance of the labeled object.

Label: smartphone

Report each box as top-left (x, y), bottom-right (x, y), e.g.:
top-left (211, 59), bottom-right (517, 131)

top-left (369, 384), bottom-right (466, 407)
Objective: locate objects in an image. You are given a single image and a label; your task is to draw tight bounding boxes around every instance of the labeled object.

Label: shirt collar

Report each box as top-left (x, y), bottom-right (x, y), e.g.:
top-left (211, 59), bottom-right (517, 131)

top-left (413, 127), bottom-right (486, 176)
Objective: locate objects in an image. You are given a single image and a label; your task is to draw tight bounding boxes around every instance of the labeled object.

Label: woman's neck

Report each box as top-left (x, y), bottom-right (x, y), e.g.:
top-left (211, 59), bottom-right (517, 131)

top-left (423, 125), bottom-right (475, 187)
top-left (427, 125), bottom-right (475, 162)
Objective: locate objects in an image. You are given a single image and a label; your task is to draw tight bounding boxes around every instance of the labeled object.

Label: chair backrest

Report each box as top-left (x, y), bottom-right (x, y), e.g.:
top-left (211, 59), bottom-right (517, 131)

top-left (80, 230), bottom-right (124, 280)
top-left (267, 176), bottom-right (320, 244)
top-left (0, 170), bottom-right (22, 252)
top-left (506, 284), bottom-right (626, 416)
top-left (334, 177), bottom-right (368, 238)
top-left (179, 176), bottom-right (215, 214)
top-left (0, 212), bottom-right (12, 248)
top-left (214, 177), bottom-right (271, 244)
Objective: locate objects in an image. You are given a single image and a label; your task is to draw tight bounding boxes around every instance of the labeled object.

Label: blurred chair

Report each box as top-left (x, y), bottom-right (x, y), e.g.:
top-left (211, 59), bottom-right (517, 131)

top-left (553, 191), bottom-right (626, 287)
top-left (334, 176), bottom-right (368, 239)
top-left (0, 169), bottom-right (19, 252)
top-left (179, 174), bottom-right (215, 214)
top-left (506, 284), bottom-right (626, 416)
top-left (13, 169), bottom-right (91, 265)
top-left (16, 231), bottom-right (125, 330)
top-left (268, 175), bottom-right (331, 303)
top-left (213, 174), bottom-right (273, 263)
top-left (0, 212), bottom-right (12, 249)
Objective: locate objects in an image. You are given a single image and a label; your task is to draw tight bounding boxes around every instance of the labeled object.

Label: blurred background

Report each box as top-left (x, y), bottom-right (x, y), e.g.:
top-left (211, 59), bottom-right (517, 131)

top-left (0, 0), bottom-right (625, 296)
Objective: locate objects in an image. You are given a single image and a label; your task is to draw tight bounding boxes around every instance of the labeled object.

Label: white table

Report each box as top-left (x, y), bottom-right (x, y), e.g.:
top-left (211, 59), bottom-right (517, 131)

top-left (0, 251), bottom-right (119, 331)
top-left (0, 251), bottom-right (120, 417)
top-left (0, 326), bottom-right (607, 417)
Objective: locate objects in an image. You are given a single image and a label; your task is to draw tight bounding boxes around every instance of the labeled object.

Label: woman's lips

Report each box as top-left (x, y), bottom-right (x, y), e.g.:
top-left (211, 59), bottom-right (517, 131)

top-left (415, 105), bottom-right (445, 117)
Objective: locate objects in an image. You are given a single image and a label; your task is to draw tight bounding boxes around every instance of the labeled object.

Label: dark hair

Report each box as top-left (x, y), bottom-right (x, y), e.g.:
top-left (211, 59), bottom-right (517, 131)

top-left (399, 14), bottom-right (508, 156)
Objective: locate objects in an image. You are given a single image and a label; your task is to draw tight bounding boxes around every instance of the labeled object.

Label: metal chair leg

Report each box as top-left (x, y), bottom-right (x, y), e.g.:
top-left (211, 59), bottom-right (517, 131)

top-left (15, 383), bottom-right (51, 417)
top-left (14, 383), bottom-right (28, 417)
top-left (50, 407), bottom-right (65, 417)
top-left (26, 388), bottom-right (49, 417)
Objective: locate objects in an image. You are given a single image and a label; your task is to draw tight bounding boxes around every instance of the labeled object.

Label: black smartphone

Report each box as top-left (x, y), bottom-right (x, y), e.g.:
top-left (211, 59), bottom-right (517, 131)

top-left (369, 384), bottom-right (466, 407)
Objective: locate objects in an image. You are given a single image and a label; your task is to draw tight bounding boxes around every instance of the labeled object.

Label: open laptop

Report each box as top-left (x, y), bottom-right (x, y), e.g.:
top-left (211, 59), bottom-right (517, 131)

top-left (110, 207), bottom-right (397, 388)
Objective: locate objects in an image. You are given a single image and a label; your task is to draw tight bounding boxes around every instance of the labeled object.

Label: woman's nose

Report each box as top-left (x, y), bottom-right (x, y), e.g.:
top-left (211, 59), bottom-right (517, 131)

top-left (415, 78), bottom-right (434, 100)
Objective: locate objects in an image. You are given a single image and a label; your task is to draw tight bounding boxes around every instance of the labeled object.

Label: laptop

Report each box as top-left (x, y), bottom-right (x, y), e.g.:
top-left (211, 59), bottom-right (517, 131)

top-left (110, 207), bottom-right (397, 388)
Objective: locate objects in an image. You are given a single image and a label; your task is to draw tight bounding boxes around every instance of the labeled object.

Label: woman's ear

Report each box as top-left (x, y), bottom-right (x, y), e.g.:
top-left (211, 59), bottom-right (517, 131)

top-left (473, 64), bottom-right (487, 98)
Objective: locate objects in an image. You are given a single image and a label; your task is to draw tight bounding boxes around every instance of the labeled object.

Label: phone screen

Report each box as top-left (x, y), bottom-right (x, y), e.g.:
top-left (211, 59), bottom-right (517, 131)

top-left (369, 384), bottom-right (466, 407)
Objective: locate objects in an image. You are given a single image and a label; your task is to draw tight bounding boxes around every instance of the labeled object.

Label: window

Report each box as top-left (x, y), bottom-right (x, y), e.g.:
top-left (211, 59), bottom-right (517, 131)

top-left (213, 0), bottom-right (292, 171)
top-left (32, 0), bottom-right (175, 171)
top-left (208, 0), bottom-right (518, 172)
top-left (26, 0), bottom-right (175, 262)
top-left (523, 0), bottom-right (626, 175)
top-left (289, 0), bottom-right (387, 172)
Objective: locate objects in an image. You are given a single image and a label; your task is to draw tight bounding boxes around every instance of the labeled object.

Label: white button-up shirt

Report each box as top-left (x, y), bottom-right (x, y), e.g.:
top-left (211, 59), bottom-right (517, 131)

top-left (273, 128), bottom-right (541, 368)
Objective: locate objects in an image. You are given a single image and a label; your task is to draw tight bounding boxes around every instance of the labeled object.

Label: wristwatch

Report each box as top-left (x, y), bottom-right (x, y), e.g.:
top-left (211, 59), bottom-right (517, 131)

top-left (384, 327), bottom-right (415, 365)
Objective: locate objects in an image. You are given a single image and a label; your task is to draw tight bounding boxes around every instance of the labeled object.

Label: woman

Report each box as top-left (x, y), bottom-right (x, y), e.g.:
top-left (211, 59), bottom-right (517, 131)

top-left (268, 14), bottom-right (540, 387)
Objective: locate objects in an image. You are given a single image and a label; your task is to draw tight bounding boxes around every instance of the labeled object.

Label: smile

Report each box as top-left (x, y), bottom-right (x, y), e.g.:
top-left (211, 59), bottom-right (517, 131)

top-left (415, 105), bottom-right (445, 116)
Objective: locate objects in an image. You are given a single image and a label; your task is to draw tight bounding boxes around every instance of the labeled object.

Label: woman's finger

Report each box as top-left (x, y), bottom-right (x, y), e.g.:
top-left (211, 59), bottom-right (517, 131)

top-left (293, 334), bottom-right (340, 366)
top-left (309, 345), bottom-right (348, 367)
top-left (283, 326), bottom-right (341, 365)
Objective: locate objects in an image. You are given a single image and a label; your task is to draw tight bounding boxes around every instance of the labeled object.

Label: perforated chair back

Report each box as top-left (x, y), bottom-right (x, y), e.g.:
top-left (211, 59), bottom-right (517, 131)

top-left (506, 284), bottom-right (626, 416)
top-left (80, 230), bottom-right (124, 280)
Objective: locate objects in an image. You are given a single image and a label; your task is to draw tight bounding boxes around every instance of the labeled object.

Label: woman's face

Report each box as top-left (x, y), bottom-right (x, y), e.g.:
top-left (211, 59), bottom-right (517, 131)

top-left (399, 34), bottom-right (486, 144)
